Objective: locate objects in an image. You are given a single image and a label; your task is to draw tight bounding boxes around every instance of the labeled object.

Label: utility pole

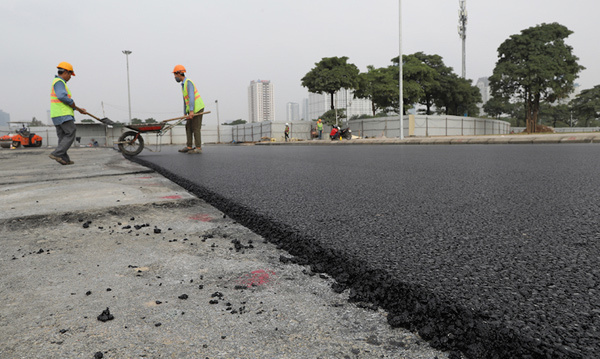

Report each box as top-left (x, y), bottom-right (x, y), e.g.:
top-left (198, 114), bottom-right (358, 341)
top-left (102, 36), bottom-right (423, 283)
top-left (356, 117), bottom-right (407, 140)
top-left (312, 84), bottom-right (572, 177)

top-left (215, 100), bottom-right (221, 143)
top-left (458, 0), bottom-right (467, 78)
top-left (122, 50), bottom-right (132, 122)
top-left (398, 0), bottom-right (404, 139)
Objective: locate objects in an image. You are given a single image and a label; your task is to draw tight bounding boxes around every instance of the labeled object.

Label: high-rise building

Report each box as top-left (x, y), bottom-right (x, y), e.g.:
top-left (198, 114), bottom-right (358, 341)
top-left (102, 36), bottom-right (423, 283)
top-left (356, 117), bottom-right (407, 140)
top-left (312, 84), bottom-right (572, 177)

top-left (476, 77), bottom-right (491, 104)
top-left (0, 109), bottom-right (10, 126)
top-left (248, 80), bottom-right (274, 122)
top-left (308, 89), bottom-right (372, 121)
top-left (476, 77), bottom-right (491, 116)
top-left (286, 102), bottom-right (299, 122)
top-left (302, 98), bottom-right (309, 121)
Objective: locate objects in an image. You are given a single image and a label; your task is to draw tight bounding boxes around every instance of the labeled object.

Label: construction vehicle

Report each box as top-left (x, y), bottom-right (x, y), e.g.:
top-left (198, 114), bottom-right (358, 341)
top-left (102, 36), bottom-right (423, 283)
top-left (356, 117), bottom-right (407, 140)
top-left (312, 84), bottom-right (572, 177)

top-left (0, 125), bottom-right (43, 148)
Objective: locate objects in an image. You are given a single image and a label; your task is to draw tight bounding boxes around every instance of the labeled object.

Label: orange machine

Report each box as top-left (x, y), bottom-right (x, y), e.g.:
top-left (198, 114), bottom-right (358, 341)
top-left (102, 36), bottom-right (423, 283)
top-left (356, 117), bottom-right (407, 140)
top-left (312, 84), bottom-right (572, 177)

top-left (0, 126), bottom-right (43, 148)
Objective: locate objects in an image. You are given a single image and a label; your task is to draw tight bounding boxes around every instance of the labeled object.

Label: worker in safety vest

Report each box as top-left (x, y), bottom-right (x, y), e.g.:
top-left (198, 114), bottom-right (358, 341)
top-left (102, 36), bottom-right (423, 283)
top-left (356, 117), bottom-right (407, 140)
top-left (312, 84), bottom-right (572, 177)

top-left (285, 123), bottom-right (290, 142)
top-left (49, 62), bottom-right (87, 165)
top-left (316, 119), bottom-right (323, 139)
top-left (173, 65), bottom-right (205, 154)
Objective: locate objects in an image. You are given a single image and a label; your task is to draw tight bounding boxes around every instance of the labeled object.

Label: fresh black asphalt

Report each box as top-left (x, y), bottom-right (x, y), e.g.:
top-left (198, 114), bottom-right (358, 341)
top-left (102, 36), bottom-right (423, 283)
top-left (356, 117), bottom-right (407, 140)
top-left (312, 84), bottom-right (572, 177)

top-left (130, 144), bottom-right (600, 359)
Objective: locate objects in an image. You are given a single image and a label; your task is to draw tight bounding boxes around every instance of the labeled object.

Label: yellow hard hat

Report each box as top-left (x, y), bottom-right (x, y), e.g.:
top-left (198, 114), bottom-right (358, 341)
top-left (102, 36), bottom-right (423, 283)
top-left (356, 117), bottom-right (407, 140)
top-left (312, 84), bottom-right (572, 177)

top-left (57, 61), bottom-right (75, 76)
top-left (172, 64), bottom-right (186, 74)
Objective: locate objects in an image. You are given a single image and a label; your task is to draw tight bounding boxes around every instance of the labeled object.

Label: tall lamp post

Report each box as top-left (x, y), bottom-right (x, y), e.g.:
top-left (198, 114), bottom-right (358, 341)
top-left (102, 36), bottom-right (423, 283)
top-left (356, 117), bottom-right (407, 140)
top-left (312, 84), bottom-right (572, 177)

top-left (215, 100), bottom-right (221, 143)
top-left (122, 50), bottom-right (132, 122)
top-left (398, 0), bottom-right (404, 139)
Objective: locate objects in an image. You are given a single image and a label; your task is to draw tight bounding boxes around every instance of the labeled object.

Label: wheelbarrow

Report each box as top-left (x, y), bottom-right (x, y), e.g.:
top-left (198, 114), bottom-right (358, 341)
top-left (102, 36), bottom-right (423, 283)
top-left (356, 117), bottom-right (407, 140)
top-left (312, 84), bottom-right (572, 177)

top-left (116, 111), bottom-right (210, 156)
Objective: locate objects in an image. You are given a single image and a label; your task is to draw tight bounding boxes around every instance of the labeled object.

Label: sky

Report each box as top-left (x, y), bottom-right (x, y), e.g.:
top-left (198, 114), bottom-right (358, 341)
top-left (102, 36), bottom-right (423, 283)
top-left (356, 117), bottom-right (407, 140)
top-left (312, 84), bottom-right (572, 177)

top-left (1, 0), bottom-right (599, 125)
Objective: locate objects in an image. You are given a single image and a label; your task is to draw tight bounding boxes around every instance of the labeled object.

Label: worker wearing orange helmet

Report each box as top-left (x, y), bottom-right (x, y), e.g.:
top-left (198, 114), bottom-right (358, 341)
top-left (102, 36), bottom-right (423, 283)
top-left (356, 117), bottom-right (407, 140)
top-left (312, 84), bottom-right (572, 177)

top-left (49, 62), bottom-right (87, 165)
top-left (173, 65), bottom-right (205, 154)
top-left (316, 119), bottom-right (323, 139)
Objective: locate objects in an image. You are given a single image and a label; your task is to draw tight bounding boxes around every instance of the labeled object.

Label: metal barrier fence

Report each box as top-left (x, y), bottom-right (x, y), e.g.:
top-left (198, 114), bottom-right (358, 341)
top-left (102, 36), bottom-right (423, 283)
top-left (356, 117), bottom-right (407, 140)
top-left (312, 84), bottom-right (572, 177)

top-left (349, 115), bottom-right (510, 138)
top-left (0, 116), bottom-right (512, 148)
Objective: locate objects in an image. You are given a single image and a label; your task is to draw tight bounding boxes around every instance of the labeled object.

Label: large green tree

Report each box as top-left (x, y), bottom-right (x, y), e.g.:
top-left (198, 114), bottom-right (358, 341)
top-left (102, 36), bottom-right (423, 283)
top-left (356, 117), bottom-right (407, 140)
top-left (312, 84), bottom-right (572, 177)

top-left (301, 57), bottom-right (360, 110)
top-left (389, 55), bottom-right (434, 115)
top-left (411, 52), bottom-right (453, 115)
top-left (570, 85), bottom-right (600, 127)
top-left (354, 65), bottom-right (396, 116)
top-left (489, 22), bottom-right (584, 133)
top-left (436, 74), bottom-right (482, 116)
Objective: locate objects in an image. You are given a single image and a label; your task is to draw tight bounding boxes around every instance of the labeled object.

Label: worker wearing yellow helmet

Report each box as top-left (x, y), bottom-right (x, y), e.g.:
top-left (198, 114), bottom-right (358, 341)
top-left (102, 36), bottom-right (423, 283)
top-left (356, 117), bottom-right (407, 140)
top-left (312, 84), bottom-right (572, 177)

top-left (49, 62), bottom-right (87, 165)
top-left (173, 65), bottom-right (205, 154)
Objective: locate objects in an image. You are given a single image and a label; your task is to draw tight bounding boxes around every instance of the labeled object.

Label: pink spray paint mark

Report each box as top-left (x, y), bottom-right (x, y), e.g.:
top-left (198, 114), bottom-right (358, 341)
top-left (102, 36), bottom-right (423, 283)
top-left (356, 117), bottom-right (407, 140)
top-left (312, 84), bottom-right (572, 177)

top-left (238, 269), bottom-right (276, 288)
top-left (189, 214), bottom-right (214, 222)
top-left (161, 195), bottom-right (182, 199)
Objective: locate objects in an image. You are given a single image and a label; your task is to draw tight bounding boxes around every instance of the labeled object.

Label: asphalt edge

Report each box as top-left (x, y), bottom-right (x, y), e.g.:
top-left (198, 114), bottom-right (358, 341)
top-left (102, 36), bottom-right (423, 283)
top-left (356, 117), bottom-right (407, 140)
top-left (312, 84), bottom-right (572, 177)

top-left (126, 154), bottom-right (580, 359)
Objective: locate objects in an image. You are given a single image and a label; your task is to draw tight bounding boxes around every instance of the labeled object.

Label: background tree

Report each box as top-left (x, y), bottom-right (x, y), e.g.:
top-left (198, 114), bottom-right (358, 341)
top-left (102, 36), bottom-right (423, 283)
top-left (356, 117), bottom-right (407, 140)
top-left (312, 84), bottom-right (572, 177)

top-left (436, 74), bottom-right (481, 116)
top-left (411, 52), bottom-right (453, 115)
top-left (390, 56), bottom-right (430, 115)
top-left (320, 108), bottom-right (346, 126)
top-left (483, 96), bottom-right (513, 119)
top-left (144, 118), bottom-right (157, 124)
top-left (354, 65), bottom-right (396, 116)
top-left (30, 117), bottom-right (44, 126)
top-left (489, 22), bottom-right (584, 133)
top-left (302, 57), bottom-right (360, 111)
top-left (570, 85), bottom-right (600, 127)
top-left (538, 103), bottom-right (570, 128)
top-left (223, 119), bottom-right (246, 126)
top-left (131, 118), bottom-right (143, 124)
top-left (81, 119), bottom-right (94, 123)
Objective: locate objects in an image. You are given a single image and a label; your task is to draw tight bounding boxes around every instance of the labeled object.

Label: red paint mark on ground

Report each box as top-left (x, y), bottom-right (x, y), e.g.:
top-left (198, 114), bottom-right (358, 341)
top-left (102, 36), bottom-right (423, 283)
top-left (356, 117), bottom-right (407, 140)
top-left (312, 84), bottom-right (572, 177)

top-left (238, 269), bottom-right (276, 288)
top-left (189, 214), bottom-right (214, 222)
top-left (161, 195), bottom-right (182, 199)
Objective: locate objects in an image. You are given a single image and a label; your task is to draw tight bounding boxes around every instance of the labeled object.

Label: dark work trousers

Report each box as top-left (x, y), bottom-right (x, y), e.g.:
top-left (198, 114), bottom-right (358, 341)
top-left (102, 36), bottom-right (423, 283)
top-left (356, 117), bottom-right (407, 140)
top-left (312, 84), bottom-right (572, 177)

top-left (52, 119), bottom-right (76, 161)
top-left (186, 109), bottom-right (204, 149)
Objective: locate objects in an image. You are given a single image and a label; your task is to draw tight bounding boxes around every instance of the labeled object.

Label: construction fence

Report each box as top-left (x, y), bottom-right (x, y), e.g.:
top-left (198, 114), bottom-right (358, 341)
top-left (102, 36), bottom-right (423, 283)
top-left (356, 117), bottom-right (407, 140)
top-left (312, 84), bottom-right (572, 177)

top-left (1, 115), bottom-right (511, 148)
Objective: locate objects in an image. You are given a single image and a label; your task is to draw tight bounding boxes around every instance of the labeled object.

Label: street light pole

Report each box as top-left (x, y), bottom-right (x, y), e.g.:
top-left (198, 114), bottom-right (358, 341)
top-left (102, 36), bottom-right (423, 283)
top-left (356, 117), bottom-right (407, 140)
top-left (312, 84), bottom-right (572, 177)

top-left (398, 0), bottom-right (404, 139)
top-left (215, 100), bottom-right (221, 143)
top-left (122, 50), bottom-right (132, 122)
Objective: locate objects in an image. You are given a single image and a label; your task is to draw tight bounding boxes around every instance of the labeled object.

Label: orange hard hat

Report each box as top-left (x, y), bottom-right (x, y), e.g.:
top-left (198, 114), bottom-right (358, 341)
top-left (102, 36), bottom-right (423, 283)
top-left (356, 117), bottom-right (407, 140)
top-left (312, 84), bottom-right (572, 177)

top-left (57, 61), bottom-right (75, 76)
top-left (172, 64), bottom-right (186, 74)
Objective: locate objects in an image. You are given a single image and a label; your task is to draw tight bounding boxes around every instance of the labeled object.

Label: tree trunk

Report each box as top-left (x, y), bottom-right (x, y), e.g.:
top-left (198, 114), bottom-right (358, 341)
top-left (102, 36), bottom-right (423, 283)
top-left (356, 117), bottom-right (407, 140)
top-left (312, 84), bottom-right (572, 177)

top-left (329, 92), bottom-right (335, 110)
top-left (372, 102), bottom-right (376, 117)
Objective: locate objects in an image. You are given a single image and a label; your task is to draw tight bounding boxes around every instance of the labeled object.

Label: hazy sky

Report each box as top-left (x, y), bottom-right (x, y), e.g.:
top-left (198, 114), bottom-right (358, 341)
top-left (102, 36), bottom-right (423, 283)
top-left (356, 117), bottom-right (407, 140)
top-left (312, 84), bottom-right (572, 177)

top-left (1, 0), bottom-right (598, 125)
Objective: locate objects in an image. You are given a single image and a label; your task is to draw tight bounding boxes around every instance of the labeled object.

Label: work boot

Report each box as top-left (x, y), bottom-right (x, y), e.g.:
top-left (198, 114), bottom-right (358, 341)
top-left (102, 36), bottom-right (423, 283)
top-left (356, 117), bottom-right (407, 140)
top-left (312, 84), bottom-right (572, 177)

top-left (187, 148), bottom-right (202, 154)
top-left (178, 147), bottom-right (192, 153)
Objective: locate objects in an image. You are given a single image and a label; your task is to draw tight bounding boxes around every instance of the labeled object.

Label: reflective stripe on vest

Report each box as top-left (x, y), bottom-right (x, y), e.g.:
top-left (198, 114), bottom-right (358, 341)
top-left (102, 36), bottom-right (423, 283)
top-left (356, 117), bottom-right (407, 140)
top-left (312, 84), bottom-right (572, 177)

top-left (182, 78), bottom-right (205, 114)
top-left (50, 78), bottom-right (74, 118)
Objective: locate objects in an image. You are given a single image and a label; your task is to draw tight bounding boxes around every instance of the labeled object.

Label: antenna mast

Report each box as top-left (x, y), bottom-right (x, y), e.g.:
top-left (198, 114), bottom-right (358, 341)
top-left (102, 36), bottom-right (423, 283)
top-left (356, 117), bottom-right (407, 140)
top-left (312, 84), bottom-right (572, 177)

top-left (458, 0), bottom-right (467, 78)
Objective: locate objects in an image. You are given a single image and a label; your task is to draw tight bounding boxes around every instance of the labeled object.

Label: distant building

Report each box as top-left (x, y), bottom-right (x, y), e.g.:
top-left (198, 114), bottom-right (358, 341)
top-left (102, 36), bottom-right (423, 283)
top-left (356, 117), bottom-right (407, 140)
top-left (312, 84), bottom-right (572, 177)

top-left (476, 77), bottom-right (491, 116)
top-left (248, 80), bottom-right (274, 122)
top-left (302, 98), bottom-right (309, 121)
top-left (0, 109), bottom-right (10, 126)
top-left (286, 102), bottom-right (299, 122)
top-left (308, 89), bottom-right (372, 121)
top-left (476, 77), bottom-right (491, 104)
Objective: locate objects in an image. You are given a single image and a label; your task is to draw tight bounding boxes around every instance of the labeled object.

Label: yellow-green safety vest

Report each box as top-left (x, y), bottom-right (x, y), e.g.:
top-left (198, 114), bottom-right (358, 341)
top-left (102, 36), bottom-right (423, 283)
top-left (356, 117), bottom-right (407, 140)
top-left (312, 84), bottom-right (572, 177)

top-left (317, 122), bottom-right (323, 130)
top-left (50, 78), bottom-right (74, 118)
top-left (182, 78), bottom-right (205, 114)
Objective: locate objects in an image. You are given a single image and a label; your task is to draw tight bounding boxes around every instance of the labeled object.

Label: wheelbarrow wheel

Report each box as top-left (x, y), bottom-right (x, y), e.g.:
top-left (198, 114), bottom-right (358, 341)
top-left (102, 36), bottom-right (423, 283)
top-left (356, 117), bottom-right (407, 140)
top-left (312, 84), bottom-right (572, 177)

top-left (118, 131), bottom-right (144, 156)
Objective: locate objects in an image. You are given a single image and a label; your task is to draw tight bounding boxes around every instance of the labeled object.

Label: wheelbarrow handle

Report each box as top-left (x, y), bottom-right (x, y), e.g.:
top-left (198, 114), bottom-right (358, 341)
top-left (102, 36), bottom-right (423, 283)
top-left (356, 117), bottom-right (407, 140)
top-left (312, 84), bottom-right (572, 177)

top-left (161, 111), bottom-right (211, 123)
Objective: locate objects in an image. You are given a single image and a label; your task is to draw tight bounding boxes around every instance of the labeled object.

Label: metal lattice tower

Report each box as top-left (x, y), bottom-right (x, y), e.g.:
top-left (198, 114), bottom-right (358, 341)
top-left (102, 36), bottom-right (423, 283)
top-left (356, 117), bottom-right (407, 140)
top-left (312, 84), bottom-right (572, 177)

top-left (458, 0), bottom-right (467, 78)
